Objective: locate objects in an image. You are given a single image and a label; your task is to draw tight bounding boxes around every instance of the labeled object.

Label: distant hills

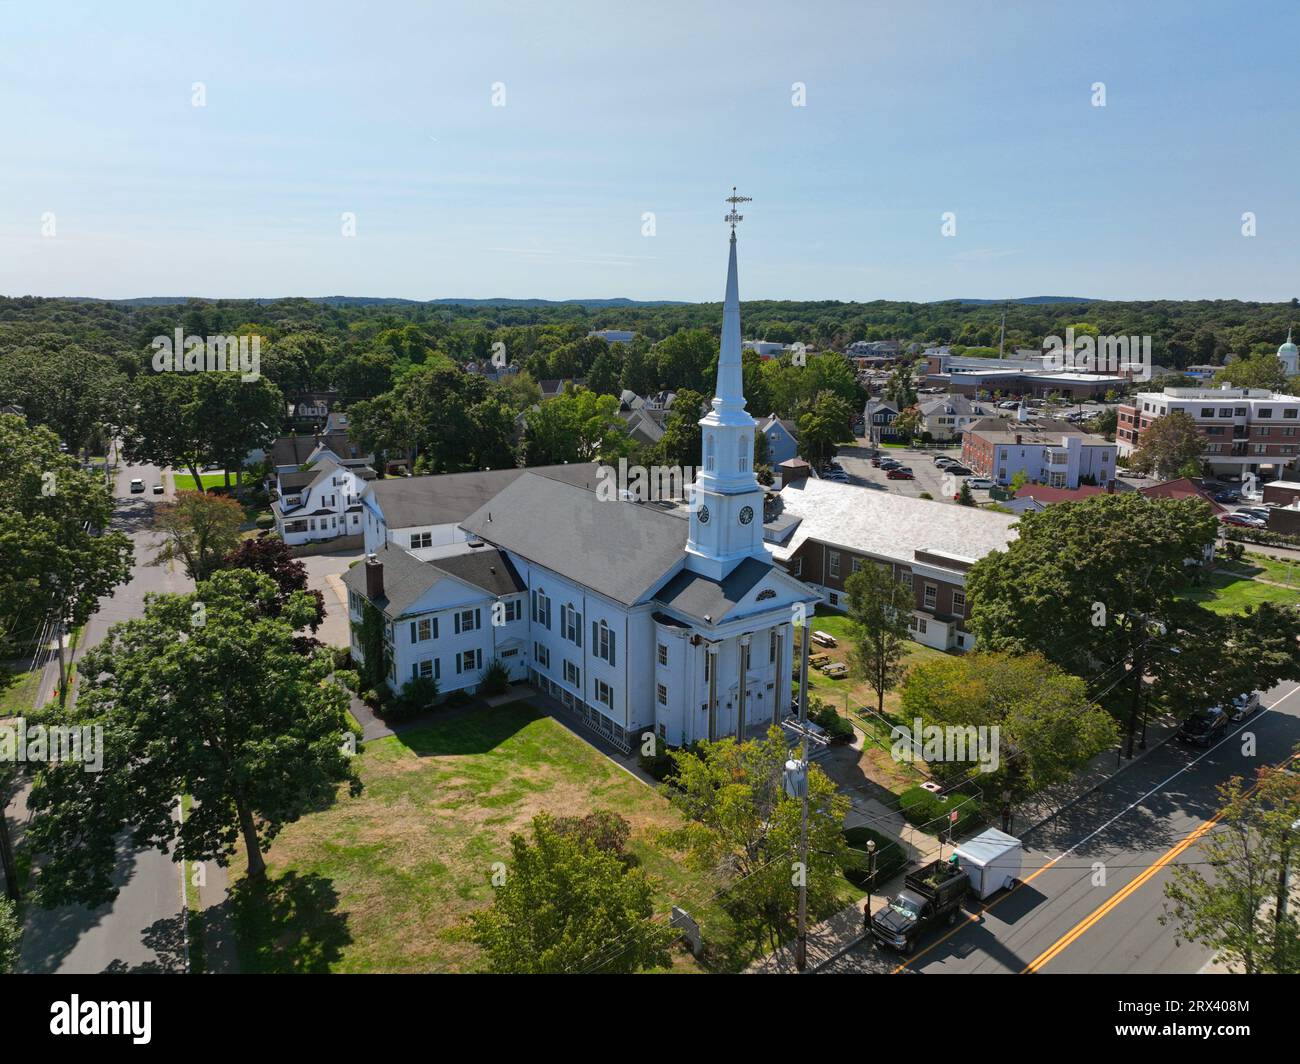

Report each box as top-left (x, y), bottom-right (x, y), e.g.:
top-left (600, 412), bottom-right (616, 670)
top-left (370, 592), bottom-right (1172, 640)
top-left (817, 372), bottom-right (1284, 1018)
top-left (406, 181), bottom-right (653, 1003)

top-left (80, 295), bottom-right (692, 308)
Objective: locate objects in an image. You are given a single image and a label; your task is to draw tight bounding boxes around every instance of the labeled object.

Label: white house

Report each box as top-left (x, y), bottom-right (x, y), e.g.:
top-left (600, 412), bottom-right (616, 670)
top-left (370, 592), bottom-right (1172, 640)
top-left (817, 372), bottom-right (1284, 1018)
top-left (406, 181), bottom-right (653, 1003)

top-left (360, 464), bottom-right (598, 560)
top-left (343, 210), bottom-right (820, 750)
top-left (273, 458), bottom-right (376, 547)
top-left (917, 394), bottom-right (991, 441)
top-left (269, 432), bottom-right (372, 475)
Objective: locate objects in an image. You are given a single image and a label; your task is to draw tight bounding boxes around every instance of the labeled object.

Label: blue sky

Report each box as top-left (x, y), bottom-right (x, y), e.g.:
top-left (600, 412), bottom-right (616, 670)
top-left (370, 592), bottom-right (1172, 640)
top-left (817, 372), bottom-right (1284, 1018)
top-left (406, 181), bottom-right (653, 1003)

top-left (3, 0), bottom-right (1298, 302)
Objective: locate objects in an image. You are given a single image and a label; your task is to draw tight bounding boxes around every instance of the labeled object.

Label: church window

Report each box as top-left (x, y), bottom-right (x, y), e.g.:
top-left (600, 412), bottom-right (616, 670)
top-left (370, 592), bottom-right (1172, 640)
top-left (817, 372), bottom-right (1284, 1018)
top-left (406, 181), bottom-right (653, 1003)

top-left (706, 434), bottom-right (715, 471)
top-left (739, 435), bottom-right (749, 471)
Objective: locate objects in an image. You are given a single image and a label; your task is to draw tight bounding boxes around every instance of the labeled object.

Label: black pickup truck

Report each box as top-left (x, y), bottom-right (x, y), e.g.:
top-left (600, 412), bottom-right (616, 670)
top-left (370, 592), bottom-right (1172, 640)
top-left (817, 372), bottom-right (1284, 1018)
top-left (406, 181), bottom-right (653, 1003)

top-left (870, 859), bottom-right (970, 954)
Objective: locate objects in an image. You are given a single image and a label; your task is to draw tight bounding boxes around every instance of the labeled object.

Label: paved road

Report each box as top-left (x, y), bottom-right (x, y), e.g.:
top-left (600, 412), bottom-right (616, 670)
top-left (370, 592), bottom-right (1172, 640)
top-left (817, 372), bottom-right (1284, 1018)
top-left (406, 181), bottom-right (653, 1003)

top-left (13, 454), bottom-right (192, 973)
top-left (824, 681), bottom-right (1300, 974)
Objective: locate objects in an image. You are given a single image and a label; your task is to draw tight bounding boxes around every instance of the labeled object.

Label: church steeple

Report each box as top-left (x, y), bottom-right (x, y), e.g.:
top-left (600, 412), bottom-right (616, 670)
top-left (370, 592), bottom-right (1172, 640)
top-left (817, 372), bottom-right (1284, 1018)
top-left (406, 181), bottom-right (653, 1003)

top-left (685, 190), bottom-right (770, 581)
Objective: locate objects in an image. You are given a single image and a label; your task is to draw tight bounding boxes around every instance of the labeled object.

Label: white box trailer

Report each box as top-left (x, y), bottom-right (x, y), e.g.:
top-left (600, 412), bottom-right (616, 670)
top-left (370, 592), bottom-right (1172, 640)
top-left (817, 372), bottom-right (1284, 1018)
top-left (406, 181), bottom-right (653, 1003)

top-left (954, 828), bottom-right (1022, 900)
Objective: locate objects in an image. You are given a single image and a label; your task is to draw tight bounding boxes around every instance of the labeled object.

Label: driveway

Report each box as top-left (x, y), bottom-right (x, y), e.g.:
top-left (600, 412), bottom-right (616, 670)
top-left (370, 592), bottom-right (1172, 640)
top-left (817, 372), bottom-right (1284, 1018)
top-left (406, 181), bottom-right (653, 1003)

top-left (299, 550), bottom-right (365, 650)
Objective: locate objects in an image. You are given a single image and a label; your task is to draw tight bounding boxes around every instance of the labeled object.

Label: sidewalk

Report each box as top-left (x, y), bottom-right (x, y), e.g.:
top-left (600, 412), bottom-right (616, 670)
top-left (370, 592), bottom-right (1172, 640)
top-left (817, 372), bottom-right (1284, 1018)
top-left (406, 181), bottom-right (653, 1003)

top-left (749, 715), bottom-right (1182, 973)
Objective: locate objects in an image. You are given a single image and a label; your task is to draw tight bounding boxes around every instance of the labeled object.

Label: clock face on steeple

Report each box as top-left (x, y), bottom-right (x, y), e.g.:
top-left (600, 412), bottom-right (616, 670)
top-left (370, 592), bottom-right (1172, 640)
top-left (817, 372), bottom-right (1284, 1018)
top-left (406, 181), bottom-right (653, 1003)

top-left (739, 505), bottom-right (754, 525)
top-left (698, 505), bottom-right (710, 524)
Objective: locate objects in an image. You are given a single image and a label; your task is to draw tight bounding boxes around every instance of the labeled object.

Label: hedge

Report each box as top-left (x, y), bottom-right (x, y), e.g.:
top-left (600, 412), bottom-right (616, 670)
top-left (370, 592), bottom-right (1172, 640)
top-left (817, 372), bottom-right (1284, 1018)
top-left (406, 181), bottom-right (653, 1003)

top-left (842, 825), bottom-right (907, 890)
top-left (898, 784), bottom-right (984, 837)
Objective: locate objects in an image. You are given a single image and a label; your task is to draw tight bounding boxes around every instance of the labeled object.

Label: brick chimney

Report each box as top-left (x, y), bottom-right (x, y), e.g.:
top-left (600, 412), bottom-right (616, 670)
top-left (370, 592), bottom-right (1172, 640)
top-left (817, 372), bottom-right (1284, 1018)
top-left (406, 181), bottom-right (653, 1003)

top-left (365, 552), bottom-right (384, 599)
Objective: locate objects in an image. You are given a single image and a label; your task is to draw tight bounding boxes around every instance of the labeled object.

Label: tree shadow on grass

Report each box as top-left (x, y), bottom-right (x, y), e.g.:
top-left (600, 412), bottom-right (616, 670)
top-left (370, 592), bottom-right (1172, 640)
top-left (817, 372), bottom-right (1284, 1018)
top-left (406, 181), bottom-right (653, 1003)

top-left (229, 871), bottom-right (351, 973)
top-left (394, 700), bottom-right (541, 759)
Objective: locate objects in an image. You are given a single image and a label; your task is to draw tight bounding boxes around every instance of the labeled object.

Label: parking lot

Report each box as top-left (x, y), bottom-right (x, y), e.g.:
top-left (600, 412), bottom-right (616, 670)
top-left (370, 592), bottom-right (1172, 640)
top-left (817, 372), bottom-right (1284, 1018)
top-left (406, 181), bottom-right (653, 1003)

top-left (831, 443), bottom-right (998, 506)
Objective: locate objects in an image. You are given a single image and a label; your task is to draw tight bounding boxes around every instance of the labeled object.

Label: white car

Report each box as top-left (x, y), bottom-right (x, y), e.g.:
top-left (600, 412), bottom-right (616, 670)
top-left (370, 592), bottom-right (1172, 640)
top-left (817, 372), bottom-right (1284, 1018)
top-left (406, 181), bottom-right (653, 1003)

top-left (966, 478), bottom-right (995, 490)
top-left (129, 478), bottom-right (145, 494)
top-left (1229, 691), bottom-right (1261, 722)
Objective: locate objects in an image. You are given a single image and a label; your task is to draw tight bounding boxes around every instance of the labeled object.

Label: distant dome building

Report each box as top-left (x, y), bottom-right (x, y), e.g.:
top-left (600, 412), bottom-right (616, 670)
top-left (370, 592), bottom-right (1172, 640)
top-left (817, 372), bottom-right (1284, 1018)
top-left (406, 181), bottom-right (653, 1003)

top-left (1279, 329), bottom-right (1299, 375)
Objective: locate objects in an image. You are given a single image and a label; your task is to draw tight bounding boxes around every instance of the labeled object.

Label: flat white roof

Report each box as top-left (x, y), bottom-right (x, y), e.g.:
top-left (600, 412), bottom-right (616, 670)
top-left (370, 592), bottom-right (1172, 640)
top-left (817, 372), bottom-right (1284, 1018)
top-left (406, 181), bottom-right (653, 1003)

top-left (775, 479), bottom-right (1018, 569)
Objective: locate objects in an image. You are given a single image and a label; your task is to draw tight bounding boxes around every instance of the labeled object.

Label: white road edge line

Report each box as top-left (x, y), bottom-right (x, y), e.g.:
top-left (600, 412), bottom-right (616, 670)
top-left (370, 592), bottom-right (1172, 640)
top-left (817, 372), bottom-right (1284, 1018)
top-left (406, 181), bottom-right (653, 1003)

top-left (1039, 687), bottom-right (1300, 868)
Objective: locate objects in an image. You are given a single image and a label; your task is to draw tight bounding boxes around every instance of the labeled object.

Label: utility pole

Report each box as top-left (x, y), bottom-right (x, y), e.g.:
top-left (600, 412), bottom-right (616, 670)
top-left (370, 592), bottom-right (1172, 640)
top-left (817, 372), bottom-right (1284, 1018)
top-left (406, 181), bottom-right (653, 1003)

top-left (790, 614), bottom-right (812, 972)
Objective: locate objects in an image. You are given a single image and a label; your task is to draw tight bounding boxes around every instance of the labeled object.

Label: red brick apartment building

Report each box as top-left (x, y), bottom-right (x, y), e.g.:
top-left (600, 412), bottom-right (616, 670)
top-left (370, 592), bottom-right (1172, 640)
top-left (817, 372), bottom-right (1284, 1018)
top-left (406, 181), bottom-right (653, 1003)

top-left (1118, 385), bottom-right (1300, 479)
top-left (768, 477), bottom-right (1018, 652)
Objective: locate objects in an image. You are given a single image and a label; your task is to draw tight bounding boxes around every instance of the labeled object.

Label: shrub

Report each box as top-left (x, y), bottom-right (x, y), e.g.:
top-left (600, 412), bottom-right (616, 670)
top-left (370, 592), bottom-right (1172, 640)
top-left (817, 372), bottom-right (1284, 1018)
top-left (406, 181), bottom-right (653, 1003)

top-left (808, 698), bottom-right (854, 744)
top-left (638, 735), bottom-right (679, 783)
top-left (384, 675), bottom-right (439, 720)
top-left (334, 669), bottom-right (360, 693)
top-left (479, 659), bottom-right (510, 697)
top-left (898, 784), bottom-right (983, 837)
top-left (841, 826), bottom-right (907, 890)
top-left (255, 514), bottom-right (275, 530)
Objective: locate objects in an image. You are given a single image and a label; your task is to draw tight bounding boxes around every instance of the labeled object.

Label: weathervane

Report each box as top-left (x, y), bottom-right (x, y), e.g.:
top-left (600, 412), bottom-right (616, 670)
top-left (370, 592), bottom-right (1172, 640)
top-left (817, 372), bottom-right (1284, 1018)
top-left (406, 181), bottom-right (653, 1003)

top-left (725, 186), bottom-right (752, 231)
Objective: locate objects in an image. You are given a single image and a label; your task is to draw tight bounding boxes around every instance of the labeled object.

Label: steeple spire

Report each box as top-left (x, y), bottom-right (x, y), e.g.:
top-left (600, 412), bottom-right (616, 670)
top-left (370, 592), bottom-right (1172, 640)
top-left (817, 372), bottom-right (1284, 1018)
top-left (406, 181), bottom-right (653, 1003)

top-left (715, 221), bottom-right (746, 410)
top-left (686, 190), bottom-right (767, 580)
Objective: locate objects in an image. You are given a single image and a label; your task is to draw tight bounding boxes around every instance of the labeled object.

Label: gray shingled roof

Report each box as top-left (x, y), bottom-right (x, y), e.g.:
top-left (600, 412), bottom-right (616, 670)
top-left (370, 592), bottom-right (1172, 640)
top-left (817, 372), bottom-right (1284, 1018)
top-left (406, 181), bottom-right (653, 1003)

top-left (365, 463), bottom-right (598, 529)
top-left (340, 543), bottom-right (524, 618)
top-left (653, 557), bottom-right (772, 623)
top-left (270, 432), bottom-right (364, 468)
top-left (432, 549), bottom-right (525, 596)
top-left (460, 472), bottom-right (689, 605)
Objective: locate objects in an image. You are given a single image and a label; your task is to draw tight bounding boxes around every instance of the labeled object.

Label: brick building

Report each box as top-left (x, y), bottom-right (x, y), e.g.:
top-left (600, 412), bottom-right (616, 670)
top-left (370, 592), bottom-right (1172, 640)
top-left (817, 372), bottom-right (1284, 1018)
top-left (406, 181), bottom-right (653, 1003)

top-left (1117, 385), bottom-right (1300, 480)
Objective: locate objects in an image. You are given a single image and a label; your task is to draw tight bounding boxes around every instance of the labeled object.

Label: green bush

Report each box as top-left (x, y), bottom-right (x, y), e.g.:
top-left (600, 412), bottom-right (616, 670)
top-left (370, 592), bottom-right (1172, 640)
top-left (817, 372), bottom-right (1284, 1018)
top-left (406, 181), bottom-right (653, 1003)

top-left (255, 514), bottom-right (275, 530)
top-left (479, 659), bottom-right (510, 697)
top-left (898, 784), bottom-right (983, 837)
top-left (808, 699), bottom-right (854, 744)
top-left (334, 669), bottom-right (360, 693)
top-left (384, 675), bottom-right (439, 720)
top-left (638, 735), bottom-right (680, 783)
top-left (841, 826), bottom-right (907, 890)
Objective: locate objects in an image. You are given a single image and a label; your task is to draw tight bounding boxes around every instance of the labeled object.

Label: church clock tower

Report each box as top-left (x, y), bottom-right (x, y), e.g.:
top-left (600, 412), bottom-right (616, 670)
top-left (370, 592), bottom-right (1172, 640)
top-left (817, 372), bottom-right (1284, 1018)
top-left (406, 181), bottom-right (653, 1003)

top-left (685, 189), bottom-right (770, 582)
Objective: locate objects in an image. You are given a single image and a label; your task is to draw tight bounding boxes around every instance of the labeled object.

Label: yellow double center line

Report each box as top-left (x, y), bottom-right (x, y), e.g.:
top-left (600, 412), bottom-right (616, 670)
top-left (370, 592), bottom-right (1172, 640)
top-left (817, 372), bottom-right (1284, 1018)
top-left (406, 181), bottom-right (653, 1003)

top-left (1020, 814), bottom-right (1221, 973)
top-left (888, 710), bottom-right (1297, 976)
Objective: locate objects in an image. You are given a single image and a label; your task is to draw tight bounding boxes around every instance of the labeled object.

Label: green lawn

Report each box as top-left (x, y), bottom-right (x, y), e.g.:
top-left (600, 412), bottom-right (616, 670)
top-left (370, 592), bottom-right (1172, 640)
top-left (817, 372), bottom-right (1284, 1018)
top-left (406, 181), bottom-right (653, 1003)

top-left (0, 666), bottom-right (41, 715)
top-left (172, 472), bottom-right (234, 492)
top-left (226, 700), bottom-right (857, 973)
top-left (1179, 573), bottom-right (1300, 615)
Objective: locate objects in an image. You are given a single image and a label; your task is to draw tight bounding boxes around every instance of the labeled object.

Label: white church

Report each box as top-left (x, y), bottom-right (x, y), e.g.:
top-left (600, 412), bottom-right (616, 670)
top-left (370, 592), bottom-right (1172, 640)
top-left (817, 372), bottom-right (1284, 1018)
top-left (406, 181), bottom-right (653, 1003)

top-left (343, 197), bottom-right (820, 751)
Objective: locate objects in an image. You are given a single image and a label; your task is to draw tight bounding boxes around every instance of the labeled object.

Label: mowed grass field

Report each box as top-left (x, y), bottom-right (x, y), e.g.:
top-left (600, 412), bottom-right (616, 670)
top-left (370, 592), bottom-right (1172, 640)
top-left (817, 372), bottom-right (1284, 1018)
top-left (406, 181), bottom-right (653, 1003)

top-left (171, 472), bottom-right (233, 492)
top-left (1178, 559), bottom-right (1300, 615)
top-left (225, 700), bottom-right (859, 973)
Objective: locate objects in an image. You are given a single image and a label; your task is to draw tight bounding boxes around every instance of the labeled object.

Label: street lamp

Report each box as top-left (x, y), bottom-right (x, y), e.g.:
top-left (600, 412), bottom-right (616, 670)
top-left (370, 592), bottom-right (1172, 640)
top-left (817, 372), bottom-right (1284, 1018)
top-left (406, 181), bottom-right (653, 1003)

top-left (864, 839), bottom-right (878, 931)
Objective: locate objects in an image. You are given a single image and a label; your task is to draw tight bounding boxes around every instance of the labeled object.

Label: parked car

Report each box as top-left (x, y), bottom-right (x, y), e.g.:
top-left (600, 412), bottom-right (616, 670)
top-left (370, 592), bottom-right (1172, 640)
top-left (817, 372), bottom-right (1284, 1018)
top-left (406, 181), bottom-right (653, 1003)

top-left (870, 457), bottom-right (884, 467)
top-left (1239, 506), bottom-right (1271, 520)
top-left (1229, 691), bottom-right (1261, 722)
top-left (945, 464), bottom-right (972, 476)
top-left (871, 859), bottom-right (970, 954)
top-left (887, 469), bottom-right (915, 480)
top-left (129, 478), bottom-right (145, 494)
top-left (1176, 706), bottom-right (1229, 747)
top-left (934, 455), bottom-right (956, 467)
top-left (1221, 513), bottom-right (1264, 528)
top-left (966, 478), bottom-right (995, 490)
top-left (1213, 489), bottom-right (1240, 503)
top-left (151, 483), bottom-right (164, 495)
